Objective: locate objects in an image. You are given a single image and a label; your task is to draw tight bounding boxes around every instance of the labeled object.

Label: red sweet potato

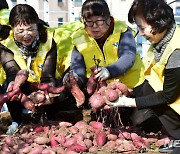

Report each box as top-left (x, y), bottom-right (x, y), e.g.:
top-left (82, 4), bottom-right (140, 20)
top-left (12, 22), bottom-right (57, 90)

top-left (0, 89), bottom-right (19, 109)
top-left (20, 93), bottom-right (35, 111)
top-left (54, 135), bottom-right (66, 145)
top-left (105, 89), bottom-right (119, 102)
top-left (30, 82), bottom-right (49, 90)
top-left (28, 91), bottom-right (45, 104)
top-left (66, 144), bottom-right (87, 153)
top-left (50, 133), bottom-right (59, 147)
top-left (29, 146), bottom-right (44, 154)
top-left (96, 131), bottom-right (107, 147)
top-left (86, 74), bottom-right (97, 95)
top-left (89, 121), bottom-right (104, 130)
top-left (130, 133), bottom-right (144, 148)
top-left (13, 69), bottom-right (29, 89)
top-left (63, 137), bottom-right (77, 147)
top-left (89, 93), bottom-right (106, 111)
top-left (34, 125), bottom-right (44, 133)
top-left (34, 137), bottom-right (50, 145)
top-left (65, 72), bottom-right (85, 107)
top-left (47, 85), bottom-right (65, 94)
top-left (111, 81), bottom-right (129, 96)
top-left (59, 121), bottom-right (73, 127)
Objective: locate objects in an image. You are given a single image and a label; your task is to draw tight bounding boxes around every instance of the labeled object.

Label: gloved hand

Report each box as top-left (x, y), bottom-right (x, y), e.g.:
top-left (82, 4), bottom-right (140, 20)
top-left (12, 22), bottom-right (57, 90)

top-left (106, 95), bottom-right (136, 108)
top-left (62, 71), bottom-right (79, 85)
top-left (95, 67), bottom-right (110, 81)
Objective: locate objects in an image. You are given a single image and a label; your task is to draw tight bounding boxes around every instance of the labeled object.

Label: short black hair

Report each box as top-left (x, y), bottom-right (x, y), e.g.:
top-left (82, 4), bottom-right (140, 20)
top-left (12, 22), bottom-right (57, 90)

top-left (128, 0), bottom-right (174, 34)
top-left (0, 0), bottom-right (9, 10)
top-left (81, 0), bottom-right (110, 20)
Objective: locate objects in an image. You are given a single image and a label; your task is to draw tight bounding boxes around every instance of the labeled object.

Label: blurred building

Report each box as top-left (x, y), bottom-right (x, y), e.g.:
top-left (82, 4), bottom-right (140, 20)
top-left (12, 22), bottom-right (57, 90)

top-left (7, 0), bottom-right (180, 26)
top-left (6, 0), bottom-right (180, 56)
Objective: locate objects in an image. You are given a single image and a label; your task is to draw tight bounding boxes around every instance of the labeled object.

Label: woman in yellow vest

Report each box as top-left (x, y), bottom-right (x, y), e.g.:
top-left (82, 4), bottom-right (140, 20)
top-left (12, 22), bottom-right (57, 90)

top-left (0, 4), bottom-right (59, 135)
top-left (67, 0), bottom-right (161, 132)
top-left (108, 0), bottom-right (180, 153)
top-left (0, 0), bottom-right (9, 25)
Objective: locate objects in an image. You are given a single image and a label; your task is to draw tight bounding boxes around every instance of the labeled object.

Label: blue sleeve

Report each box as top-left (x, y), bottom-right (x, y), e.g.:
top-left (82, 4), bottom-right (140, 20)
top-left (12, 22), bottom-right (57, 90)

top-left (70, 47), bottom-right (86, 83)
top-left (106, 28), bottom-right (136, 78)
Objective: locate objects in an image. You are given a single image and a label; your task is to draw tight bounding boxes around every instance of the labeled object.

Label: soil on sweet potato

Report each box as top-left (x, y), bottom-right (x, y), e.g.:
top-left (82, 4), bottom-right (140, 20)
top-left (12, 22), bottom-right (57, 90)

top-left (0, 109), bottom-right (167, 154)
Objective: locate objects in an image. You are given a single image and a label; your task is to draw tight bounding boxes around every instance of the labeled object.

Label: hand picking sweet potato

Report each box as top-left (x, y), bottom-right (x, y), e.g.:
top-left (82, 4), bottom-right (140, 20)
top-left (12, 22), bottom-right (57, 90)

top-left (0, 88), bottom-right (19, 109)
top-left (64, 71), bottom-right (85, 107)
top-left (20, 93), bottom-right (35, 111)
top-left (31, 82), bottom-right (65, 94)
top-left (28, 91), bottom-right (46, 104)
top-left (13, 69), bottom-right (29, 90)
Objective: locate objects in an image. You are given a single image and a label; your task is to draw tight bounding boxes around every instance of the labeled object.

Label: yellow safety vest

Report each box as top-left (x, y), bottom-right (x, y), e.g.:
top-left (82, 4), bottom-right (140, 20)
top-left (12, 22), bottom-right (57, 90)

top-left (144, 26), bottom-right (180, 114)
top-left (0, 9), bottom-right (9, 25)
top-left (0, 28), bottom-right (54, 83)
top-left (72, 20), bottom-right (145, 88)
top-left (53, 20), bottom-right (84, 78)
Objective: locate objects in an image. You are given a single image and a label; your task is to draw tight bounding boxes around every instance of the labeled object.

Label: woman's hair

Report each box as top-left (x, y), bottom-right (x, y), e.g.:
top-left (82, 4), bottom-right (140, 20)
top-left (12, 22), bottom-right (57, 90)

top-left (9, 4), bottom-right (47, 42)
top-left (81, 0), bottom-right (110, 20)
top-left (0, 0), bottom-right (9, 10)
top-left (128, 0), bottom-right (175, 34)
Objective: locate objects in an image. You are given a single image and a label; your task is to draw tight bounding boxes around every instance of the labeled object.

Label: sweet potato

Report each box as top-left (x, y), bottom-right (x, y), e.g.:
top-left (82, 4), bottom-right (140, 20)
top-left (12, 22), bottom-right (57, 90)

top-left (34, 125), bottom-right (44, 133)
top-left (28, 91), bottom-right (45, 104)
top-left (89, 93), bottom-right (106, 111)
top-left (66, 144), bottom-right (87, 153)
top-left (54, 135), bottom-right (66, 145)
top-left (107, 134), bottom-right (118, 141)
top-left (130, 133), bottom-right (144, 148)
top-left (65, 72), bottom-right (85, 107)
top-left (74, 133), bottom-right (84, 141)
top-left (31, 82), bottom-right (65, 94)
top-left (50, 133), bottom-right (59, 147)
top-left (20, 93), bottom-right (35, 111)
top-left (89, 146), bottom-right (98, 153)
top-left (84, 139), bottom-right (93, 149)
top-left (59, 121), bottom-right (73, 127)
top-left (31, 82), bottom-right (49, 90)
top-left (110, 81), bottom-right (129, 96)
top-left (29, 146), bottom-right (44, 154)
top-left (0, 89), bottom-right (19, 109)
top-left (96, 131), bottom-right (107, 147)
top-left (4, 136), bottom-right (13, 147)
top-left (47, 85), bottom-right (65, 94)
top-left (63, 137), bottom-right (77, 147)
top-left (86, 74), bottom-right (97, 95)
top-left (74, 121), bottom-right (88, 129)
top-left (34, 137), bottom-right (50, 145)
top-left (13, 69), bottom-right (29, 89)
top-left (105, 89), bottom-right (119, 102)
top-left (89, 121), bottom-right (104, 130)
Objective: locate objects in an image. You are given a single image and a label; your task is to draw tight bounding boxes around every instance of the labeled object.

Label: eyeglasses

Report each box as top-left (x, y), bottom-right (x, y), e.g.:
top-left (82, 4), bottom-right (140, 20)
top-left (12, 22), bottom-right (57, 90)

top-left (14, 28), bottom-right (37, 37)
top-left (84, 19), bottom-right (106, 27)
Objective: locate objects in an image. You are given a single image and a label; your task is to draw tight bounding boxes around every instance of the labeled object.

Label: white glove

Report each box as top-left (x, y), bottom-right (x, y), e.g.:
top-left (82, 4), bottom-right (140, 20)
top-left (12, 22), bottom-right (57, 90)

top-left (95, 67), bottom-right (110, 81)
top-left (62, 71), bottom-right (78, 85)
top-left (106, 95), bottom-right (136, 108)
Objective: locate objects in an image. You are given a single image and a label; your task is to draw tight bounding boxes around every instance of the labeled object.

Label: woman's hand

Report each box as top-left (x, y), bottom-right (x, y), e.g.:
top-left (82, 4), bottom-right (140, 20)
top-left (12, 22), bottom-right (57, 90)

top-left (95, 67), bottom-right (110, 81)
top-left (106, 95), bottom-right (136, 108)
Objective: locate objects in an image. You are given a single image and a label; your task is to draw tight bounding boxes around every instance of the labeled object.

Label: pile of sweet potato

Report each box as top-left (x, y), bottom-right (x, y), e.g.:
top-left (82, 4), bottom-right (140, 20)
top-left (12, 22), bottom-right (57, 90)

top-left (89, 81), bottom-right (132, 112)
top-left (0, 120), bottom-right (171, 153)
